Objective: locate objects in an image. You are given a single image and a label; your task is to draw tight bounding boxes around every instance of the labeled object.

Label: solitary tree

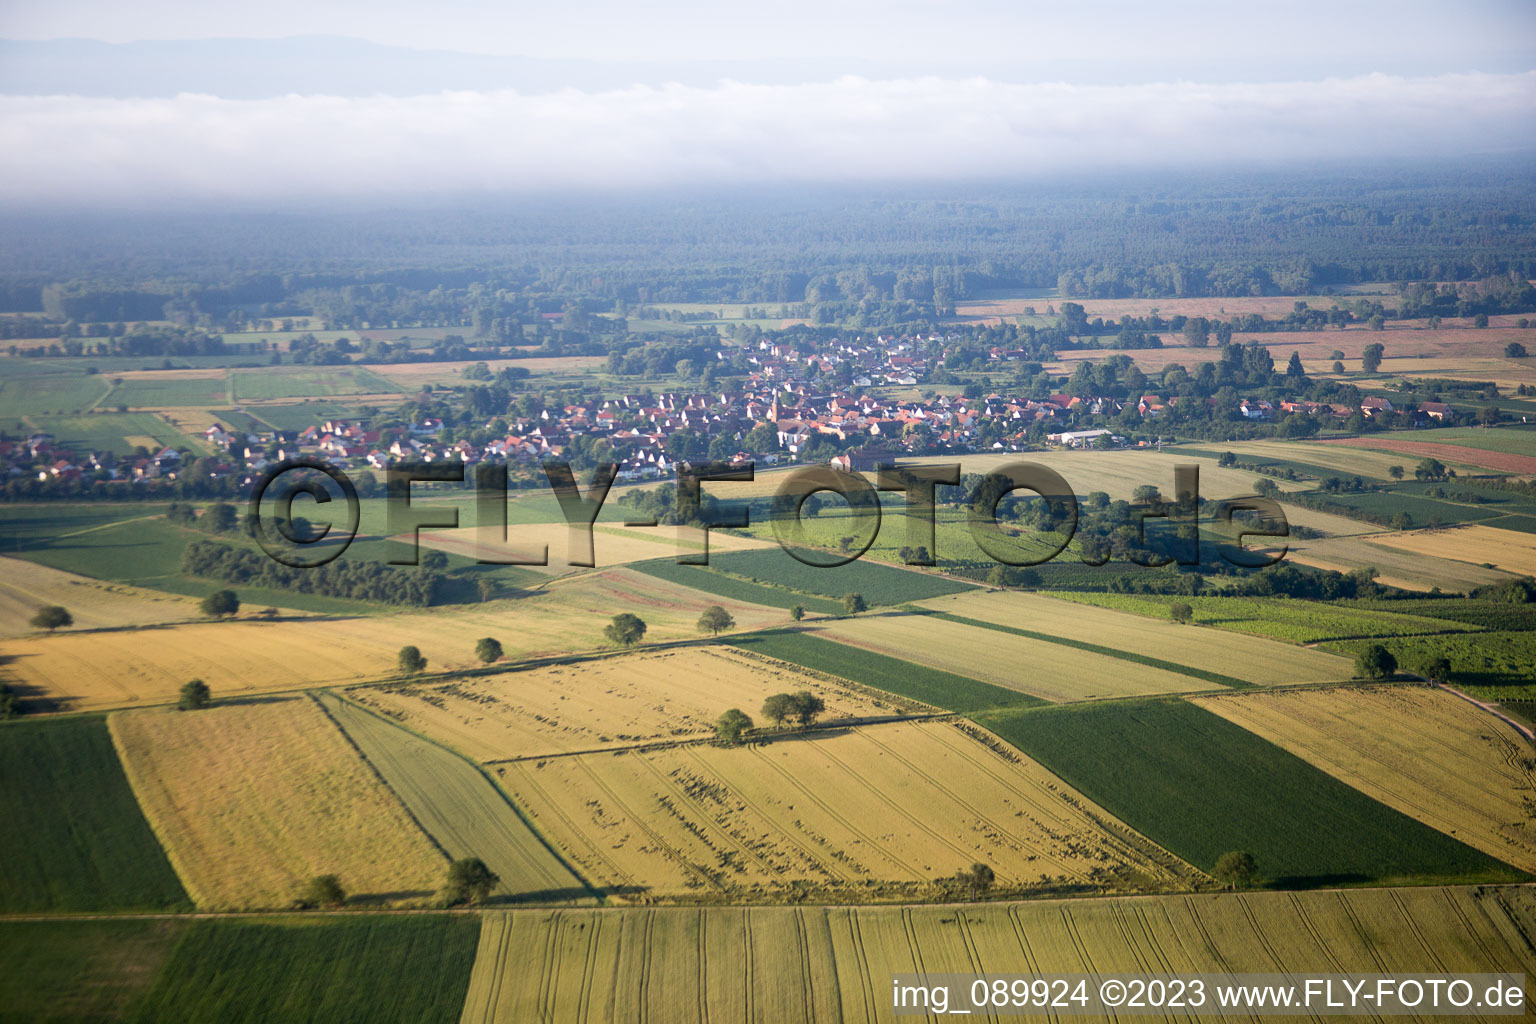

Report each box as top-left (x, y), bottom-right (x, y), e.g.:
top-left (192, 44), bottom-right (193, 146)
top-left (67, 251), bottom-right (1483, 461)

top-left (842, 592), bottom-right (868, 616)
top-left (790, 690), bottom-right (826, 727)
top-left (1170, 602), bottom-right (1193, 624)
top-left (30, 605), bottom-right (72, 632)
top-left (1331, 360), bottom-right (1345, 374)
top-left (1355, 644), bottom-right (1398, 680)
top-left (1212, 851), bottom-right (1258, 890)
top-left (955, 862), bottom-right (996, 900)
top-left (296, 874), bottom-right (346, 909)
top-left (1361, 342), bottom-right (1385, 373)
top-left (475, 637), bottom-right (503, 664)
top-left (604, 613), bottom-right (647, 648)
top-left (789, 604), bottom-right (805, 622)
top-left (178, 678), bottom-right (211, 711)
top-left (443, 857), bottom-right (500, 906)
top-left (476, 578), bottom-right (498, 603)
top-left (761, 693), bottom-right (795, 728)
top-left (715, 708), bottom-right (753, 746)
top-left (397, 645), bottom-right (427, 675)
top-left (698, 605), bottom-right (735, 636)
top-left (1507, 342), bottom-right (1529, 359)
top-left (200, 589), bottom-right (240, 619)
top-left (1388, 464), bottom-right (1404, 480)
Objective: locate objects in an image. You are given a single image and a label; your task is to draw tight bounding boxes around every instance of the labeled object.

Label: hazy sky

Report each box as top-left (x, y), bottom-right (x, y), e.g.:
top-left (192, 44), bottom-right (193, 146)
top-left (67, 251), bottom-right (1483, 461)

top-left (4, 0), bottom-right (1534, 67)
top-left (0, 1), bottom-right (1533, 204)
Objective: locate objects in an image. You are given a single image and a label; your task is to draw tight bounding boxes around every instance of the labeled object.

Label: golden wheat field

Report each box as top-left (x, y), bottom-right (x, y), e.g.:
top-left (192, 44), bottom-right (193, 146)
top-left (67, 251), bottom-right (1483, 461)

top-left (897, 448), bottom-right (1309, 503)
top-left (917, 591), bottom-right (1352, 685)
top-left (109, 696), bottom-right (445, 910)
top-left (1197, 438), bottom-right (1481, 480)
top-left (0, 556), bottom-right (198, 636)
top-left (1286, 534), bottom-right (1513, 593)
top-left (1363, 524), bottom-right (1536, 578)
top-left (460, 885), bottom-right (1536, 1023)
top-left (1196, 685), bottom-right (1536, 873)
top-left (496, 720), bottom-right (1196, 899)
top-left (0, 568), bottom-right (790, 711)
top-left (811, 614), bottom-right (1210, 702)
top-left (349, 647), bottom-right (912, 762)
top-left (412, 521), bottom-right (771, 576)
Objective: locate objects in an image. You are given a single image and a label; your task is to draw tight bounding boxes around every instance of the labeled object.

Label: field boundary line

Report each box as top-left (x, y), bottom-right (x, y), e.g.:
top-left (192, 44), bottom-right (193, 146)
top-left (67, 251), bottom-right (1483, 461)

top-left (1429, 680), bottom-right (1536, 742)
top-left (323, 690), bottom-right (605, 905)
top-left (309, 690), bottom-right (454, 866)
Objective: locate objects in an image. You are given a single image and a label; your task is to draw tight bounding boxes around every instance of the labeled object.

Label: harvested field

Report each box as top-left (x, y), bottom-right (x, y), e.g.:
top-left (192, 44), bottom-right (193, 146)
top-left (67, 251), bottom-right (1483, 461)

top-left (110, 696), bottom-right (446, 910)
top-left (1286, 534), bottom-right (1513, 592)
top-left (979, 699), bottom-right (1520, 885)
top-left (1196, 685), bottom-right (1536, 873)
top-left (1364, 524), bottom-right (1536, 578)
top-left (1187, 438), bottom-right (1445, 480)
top-left (349, 647), bottom-right (911, 762)
top-left (461, 886), bottom-right (1536, 1023)
top-left (369, 357), bottom-right (606, 388)
top-left (320, 693), bottom-right (591, 903)
top-left (1317, 436), bottom-right (1536, 475)
top-left (813, 613), bottom-right (1211, 702)
top-left (918, 590), bottom-right (1351, 685)
top-left (496, 720), bottom-right (1197, 899)
top-left (1272, 502), bottom-right (1389, 537)
top-left (0, 568), bottom-right (788, 712)
top-left (0, 555), bottom-right (198, 637)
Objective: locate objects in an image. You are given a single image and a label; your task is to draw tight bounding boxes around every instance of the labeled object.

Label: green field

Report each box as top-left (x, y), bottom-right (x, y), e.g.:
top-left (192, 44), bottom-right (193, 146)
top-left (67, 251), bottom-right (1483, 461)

top-left (232, 366), bottom-right (397, 401)
top-left (919, 609), bottom-right (1252, 688)
top-left (706, 547), bottom-right (973, 605)
top-left (1352, 597), bottom-right (1536, 632)
top-left (976, 699), bottom-right (1521, 887)
top-left (106, 375), bottom-right (230, 407)
top-left (1053, 591), bottom-right (1480, 644)
top-left (628, 559), bottom-right (844, 614)
top-left (26, 412), bottom-right (195, 456)
top-left (0, 918), bottom-right (188, 1022)
top-left (0, 716), bottom-right (190, 912)
top-left (127, 917), bottom-right (479, 1024)
top-left (726, 628), bottom-right (1042, 713)
top-left (1311, 488), bottom-right (1504, 526)
top-left (246, 401), bottom-right (373, 430)
top-left (1413, 426), bottom-right (1536, 456)
top-left (319, 693), bottom-right (594, 903)
top-left (0, 371), bottom-right (112, 416)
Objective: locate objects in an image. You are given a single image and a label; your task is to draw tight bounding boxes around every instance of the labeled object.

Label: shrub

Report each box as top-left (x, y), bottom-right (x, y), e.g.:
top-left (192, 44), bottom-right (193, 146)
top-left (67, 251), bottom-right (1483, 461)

top-left (178, 679), bottom-right (211, 711)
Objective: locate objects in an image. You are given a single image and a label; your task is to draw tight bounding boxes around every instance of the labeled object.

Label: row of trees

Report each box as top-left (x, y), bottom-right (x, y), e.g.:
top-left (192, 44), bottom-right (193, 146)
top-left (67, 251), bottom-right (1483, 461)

top-left (295, 857), bottom-right (501, 910)
top-left (183, 540), bottom-right (449, 607)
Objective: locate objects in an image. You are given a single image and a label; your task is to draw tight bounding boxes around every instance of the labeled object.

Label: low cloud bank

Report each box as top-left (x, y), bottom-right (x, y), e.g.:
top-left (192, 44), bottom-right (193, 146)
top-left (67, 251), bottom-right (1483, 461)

top-left (2, 72), bottom-right (1532, 203)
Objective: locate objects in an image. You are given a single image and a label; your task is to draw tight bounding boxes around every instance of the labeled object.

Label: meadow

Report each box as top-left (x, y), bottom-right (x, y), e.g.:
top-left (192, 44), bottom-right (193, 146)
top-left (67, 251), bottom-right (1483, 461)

top-left (126, 917), bottom-right (480, 1024)
top-left (349, 647), bottom-right (907, 762)
top-left (230, 365), bottom-right (399, 400)
top-left (724, 629), bottom-right (1040, 713)
top-left (975, 699), bottom-right (1522, 886)
top-left (0, 370), bottom-right (112, 415)
top-left (814, 612), bottom-right (1213, 702)
top-left (105, 373), bottom-right (230, 408)
top-left (110, 697), bottom-right (446, 910)
top-left (460, 885), bottom-right (1536, 1023)
top-left (1196, 685), bottom-right (1536, 874)
top-left (320, 693), bottom-right (593, 904)
top-left (915, 590), bottom-right (1352, 685)
top-left (495, 720), bottom-right (1197, 899)
top-left (26, 411), bottom-right (199, 455)
top-left (0, 716), bottom-right (189, 912)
